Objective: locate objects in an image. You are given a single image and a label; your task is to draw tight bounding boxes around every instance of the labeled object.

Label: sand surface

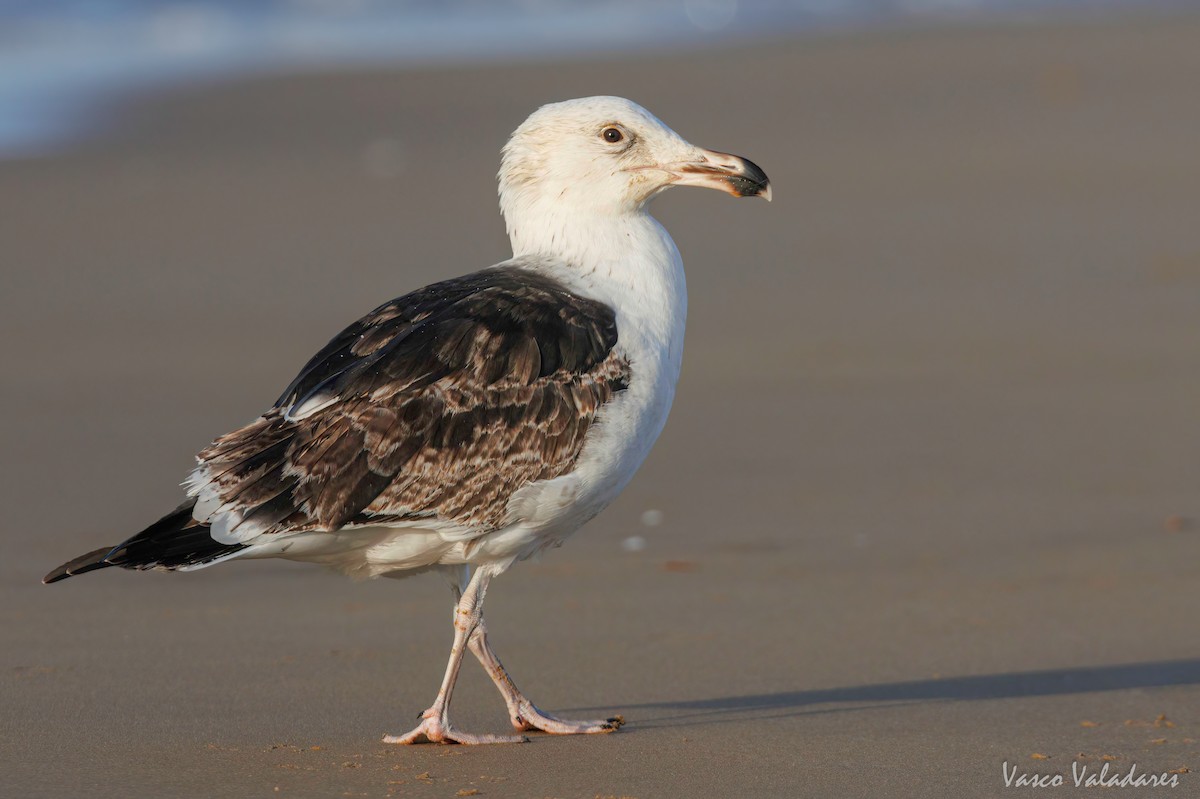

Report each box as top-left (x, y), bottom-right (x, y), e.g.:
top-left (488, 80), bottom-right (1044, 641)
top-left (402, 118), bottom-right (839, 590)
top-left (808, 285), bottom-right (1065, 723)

top-left (4, 15), bottom-right (1200, 798)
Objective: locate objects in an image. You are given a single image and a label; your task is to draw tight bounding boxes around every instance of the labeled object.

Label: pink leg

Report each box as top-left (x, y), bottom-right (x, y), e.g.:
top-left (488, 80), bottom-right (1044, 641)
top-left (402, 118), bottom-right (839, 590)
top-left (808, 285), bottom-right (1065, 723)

top-left (382, 565), bottom-right (526, 745)
top-left (467, 621), bottom-right (624, 735)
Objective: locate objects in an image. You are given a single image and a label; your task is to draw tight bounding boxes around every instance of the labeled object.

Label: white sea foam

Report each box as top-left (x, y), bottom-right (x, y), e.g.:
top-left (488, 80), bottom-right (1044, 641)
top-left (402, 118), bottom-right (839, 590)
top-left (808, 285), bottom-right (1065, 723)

top-left (0, 0), bottom-right (1184, 157)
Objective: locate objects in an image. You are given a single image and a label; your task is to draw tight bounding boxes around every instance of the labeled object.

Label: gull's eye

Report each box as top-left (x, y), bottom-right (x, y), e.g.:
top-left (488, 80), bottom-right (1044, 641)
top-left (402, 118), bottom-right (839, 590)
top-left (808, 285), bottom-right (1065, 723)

top-left (601, 127), bottom-right (624, 144)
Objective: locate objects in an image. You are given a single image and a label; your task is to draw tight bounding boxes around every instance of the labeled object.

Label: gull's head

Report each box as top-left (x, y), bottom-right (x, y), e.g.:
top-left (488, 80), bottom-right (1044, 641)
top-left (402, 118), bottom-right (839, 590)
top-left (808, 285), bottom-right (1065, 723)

top-left (499, 96), bottom-right (770, 227)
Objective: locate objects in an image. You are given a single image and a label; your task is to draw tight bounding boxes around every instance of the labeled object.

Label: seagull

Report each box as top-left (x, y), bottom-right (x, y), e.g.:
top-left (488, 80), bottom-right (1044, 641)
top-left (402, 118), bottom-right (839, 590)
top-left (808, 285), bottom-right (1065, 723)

top-left (44, 96), bottom-right (770, 744)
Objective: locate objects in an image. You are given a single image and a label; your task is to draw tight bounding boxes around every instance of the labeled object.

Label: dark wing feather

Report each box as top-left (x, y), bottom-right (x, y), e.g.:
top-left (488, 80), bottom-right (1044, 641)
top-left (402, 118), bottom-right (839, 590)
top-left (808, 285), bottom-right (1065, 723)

top-left (275, 273), bottom-right (495, 411)
top-left (189, 266), bottom-right (630, 542)
top-left (43, 501), bottom-right (246, 583)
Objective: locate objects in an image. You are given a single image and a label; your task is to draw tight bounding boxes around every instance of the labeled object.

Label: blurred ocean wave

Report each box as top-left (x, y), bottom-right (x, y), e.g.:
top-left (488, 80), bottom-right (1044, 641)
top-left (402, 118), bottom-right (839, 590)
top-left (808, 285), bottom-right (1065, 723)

top-left (0, 0), bottom-right (1185, 157)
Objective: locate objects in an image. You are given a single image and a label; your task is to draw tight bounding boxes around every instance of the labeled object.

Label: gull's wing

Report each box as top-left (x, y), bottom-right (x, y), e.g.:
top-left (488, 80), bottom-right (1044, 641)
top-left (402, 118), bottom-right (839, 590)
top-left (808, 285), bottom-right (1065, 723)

top-left (186, 265), bottom-right (630, 545)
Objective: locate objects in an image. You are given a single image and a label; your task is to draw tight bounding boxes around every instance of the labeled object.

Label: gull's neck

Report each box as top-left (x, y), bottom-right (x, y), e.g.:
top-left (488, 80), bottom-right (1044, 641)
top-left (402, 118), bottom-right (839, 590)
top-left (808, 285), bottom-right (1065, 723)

top-left (503, 197), bottom-right (687, 372)
top-left (505, 200), bottom-right (676, 294)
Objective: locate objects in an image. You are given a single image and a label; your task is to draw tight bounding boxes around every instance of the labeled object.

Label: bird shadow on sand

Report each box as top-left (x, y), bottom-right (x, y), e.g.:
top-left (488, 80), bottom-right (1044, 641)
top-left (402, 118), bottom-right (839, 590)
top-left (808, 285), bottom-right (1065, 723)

top-left (570, 659), bottom-right (1200, 730)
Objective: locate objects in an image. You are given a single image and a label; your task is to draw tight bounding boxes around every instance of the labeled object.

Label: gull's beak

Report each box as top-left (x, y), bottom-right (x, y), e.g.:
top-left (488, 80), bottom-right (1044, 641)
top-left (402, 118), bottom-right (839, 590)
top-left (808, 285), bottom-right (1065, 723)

top-left (669, 148), bottom-right (772, 201)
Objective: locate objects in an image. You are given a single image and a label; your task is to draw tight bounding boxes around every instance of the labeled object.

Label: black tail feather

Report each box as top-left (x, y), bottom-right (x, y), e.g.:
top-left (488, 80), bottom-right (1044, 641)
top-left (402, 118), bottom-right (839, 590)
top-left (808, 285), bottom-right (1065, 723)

top-left (43, 501), bottom-right (247, 584)
top-left (42, 547), bottom-right (116, 584)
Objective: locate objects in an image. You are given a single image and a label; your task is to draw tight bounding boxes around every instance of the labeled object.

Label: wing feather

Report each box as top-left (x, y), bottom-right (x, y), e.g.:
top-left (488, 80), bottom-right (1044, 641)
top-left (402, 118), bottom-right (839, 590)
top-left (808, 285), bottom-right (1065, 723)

top-left (187, 265), bottom-right (630, 543)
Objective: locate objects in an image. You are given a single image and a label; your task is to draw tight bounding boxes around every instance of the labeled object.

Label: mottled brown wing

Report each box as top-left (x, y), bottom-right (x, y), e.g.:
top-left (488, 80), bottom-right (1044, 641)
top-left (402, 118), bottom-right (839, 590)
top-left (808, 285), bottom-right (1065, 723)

top-left (186, 266), bottom-right (630, 543)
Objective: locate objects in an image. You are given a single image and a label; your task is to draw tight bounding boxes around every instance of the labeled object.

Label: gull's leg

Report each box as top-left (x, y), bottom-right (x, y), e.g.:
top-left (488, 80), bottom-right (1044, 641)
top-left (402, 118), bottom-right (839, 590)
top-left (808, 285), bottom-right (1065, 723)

top-left (467, 619), bottom-right (624, 735)
top-left (383, 565), bottom-right (526, 745)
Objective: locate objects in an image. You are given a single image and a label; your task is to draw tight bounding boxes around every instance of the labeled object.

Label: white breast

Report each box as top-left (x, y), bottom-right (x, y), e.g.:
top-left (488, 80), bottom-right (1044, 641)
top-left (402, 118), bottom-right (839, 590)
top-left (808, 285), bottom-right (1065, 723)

top-left (476, 215), bottom-right (688, 561)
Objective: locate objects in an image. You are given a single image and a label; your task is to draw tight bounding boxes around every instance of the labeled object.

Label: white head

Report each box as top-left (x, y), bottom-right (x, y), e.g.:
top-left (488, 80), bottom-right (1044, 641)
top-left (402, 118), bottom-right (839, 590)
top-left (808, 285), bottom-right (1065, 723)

top-left (499, 96), bottom-right (769, 252)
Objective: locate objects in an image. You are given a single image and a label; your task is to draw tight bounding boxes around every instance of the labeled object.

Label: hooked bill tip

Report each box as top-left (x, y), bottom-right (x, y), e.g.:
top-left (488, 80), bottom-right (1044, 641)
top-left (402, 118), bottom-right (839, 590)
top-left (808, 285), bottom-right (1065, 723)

top-left (725, 155), bottom-right (770, 201)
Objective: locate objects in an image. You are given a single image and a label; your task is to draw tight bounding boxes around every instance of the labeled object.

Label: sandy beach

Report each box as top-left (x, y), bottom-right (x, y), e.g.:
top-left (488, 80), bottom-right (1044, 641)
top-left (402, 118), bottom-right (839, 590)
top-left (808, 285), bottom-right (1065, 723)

top-left (4, 13), bottom-right (1200, 797)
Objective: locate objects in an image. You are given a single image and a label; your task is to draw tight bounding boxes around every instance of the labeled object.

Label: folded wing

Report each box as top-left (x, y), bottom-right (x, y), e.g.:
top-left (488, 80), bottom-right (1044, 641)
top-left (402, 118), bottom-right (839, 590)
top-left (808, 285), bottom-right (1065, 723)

top-left (186, 265), bottom-right (630, 545)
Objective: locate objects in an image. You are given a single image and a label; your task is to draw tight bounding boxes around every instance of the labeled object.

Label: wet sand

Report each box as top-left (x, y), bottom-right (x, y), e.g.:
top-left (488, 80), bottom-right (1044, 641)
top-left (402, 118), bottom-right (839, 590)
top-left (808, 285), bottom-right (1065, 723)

top-left (4, 14), bottom-right (1200, 798)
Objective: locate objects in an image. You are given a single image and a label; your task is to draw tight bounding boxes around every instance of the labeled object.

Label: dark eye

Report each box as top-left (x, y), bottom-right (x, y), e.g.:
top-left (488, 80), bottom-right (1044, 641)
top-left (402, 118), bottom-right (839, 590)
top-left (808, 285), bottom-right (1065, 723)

top-left (602, 127), bottom-right (624, 144)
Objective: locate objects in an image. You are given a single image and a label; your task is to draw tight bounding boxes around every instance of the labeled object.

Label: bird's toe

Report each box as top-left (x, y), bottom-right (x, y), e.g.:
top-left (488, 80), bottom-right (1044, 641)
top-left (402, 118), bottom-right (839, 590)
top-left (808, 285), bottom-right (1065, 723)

top-left (384, 715), bottom-right (527, 746)
top-left (510, 703), bottom-right (626, 735)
